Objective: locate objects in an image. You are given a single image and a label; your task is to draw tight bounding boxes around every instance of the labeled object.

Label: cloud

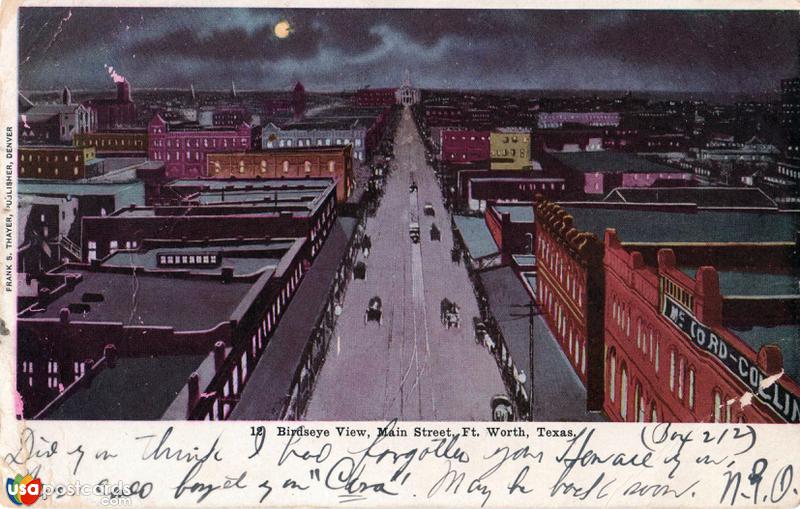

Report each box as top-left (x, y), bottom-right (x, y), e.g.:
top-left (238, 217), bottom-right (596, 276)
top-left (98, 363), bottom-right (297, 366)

top-left (17, 8), bottom-right (800, 94)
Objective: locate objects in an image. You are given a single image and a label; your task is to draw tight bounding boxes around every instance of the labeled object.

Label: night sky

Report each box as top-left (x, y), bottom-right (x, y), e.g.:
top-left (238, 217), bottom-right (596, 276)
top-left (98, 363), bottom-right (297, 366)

top-left (18, 8), bottom-right (800, 96)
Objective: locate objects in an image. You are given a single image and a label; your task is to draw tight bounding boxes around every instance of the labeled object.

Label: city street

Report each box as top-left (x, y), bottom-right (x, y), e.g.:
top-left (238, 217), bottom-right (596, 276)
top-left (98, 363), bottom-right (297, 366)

top-left (304, 108), bottom-right (507, 421)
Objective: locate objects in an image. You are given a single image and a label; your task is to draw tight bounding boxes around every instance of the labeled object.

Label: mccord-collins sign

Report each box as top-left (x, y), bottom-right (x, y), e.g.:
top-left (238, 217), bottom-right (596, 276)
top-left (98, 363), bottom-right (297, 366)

top-left (662, 295), bottom-right (800, 424)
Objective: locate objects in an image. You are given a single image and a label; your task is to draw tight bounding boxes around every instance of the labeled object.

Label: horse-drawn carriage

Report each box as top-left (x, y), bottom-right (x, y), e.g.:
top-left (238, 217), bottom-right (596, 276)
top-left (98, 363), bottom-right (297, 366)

top-left (451, 246), bottom-right (461, 264)
top-left (353, 261), bottom-right (366, 280)
top-left (364, 296), bottom-right (383, 325)
top-left (362, 234), bottom-right (372, 258)
top-left (430, 223), bottom-right (440, 241)
top-left (440, 298), bottom-right (460, 329)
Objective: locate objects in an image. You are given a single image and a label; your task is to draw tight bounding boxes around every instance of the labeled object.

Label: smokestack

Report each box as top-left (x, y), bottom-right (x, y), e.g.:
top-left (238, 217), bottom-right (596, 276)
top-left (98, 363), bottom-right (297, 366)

top-left (116, 79), bottom-right (131, 102)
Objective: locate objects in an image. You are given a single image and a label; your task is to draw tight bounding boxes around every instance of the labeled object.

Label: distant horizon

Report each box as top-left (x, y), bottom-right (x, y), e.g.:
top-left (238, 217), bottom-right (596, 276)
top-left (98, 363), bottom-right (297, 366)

top-left (19, 85), bottom-right (785, 105)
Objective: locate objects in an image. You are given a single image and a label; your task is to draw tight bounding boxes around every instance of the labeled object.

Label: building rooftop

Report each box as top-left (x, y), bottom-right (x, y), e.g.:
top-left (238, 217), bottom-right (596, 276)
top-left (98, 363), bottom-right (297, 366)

top-left (729, 325), bottom-right (800, 383)
top-left (22, 267), bottom-right (255, 331)
top-left (680, 267), bottom-right (799, 297)
top-left (563, 206), bottom-right (799, 243)
top-left (604, 187), bottom-right (778, 209)
top-left (551, 151), bottom-right (683, 174)
top-left (454, 215), bottom-right (500, 259)
top-left (19, 179), bottom-right (146, 206)
top-left (102, 239), bottom-right (298, 277)
top-left (44, 354), bottom-right (206, 420)
top-left (192, 189), bottom-right (323, 207)
top-left (274, 117), bottom-right (371, 131)
top-left (493, 204), bottom-right (535, 222)
top-left (167, 178), bottom-right (334, 190)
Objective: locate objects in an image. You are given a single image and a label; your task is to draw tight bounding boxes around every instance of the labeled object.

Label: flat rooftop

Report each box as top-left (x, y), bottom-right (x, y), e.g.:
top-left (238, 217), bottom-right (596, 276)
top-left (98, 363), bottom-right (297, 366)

top-left (192, 189), bottom-right (323, 207)
top-left (167, 178), bottom-right (334, 190)
top-left (604, 187), bottom-right (778, 209)
top-left (44, 354), bottom-right (206, 420)
top-left (454, 215), bottom-right (499, 259)
top-left (493, 204), bottom-right (535, 222)
top-left (21, 267), bottom-right (254, 331)
top-left (729, 325), bottom-right (799, 383)
top-left (563, 206), bottom-right (799, 243)
top-left (19, 179), bottom-right (146, 206)
top-left (103, 240), bottom-right (297, 276)
top-left (681, 267), bottom-right (799, 297)
top-left (552, 151), bottom-right (683, 174)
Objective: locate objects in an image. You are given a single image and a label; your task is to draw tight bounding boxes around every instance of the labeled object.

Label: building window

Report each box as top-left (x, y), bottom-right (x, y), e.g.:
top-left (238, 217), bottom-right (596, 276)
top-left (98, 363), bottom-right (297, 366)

top-left (713, 390), bottom-right (722, 423)
top-left (328, 160), bottom-right (336, 173)
top-left (239, 160), bottom-right (245, 174)
top-left (260, 160), bottom-right (267, 173)
top-left (620, 365), bottom-right (628, 420)
top-left (688, 367), bottom-right (696, 410)
top-left (678, 357), bottom-right (686, 400)
top-left (650, 402), bottom-right (658, 423)
top-left (608, 349), bottom-right (616, 402)
top-left (669, 350), bottom-right (675, 392)
top-left (283, 160), bottom-right (290, 173)
top-left (304, 161), bottom-right (312, 173)
top-left (635, 383), bottom-right (645, 422)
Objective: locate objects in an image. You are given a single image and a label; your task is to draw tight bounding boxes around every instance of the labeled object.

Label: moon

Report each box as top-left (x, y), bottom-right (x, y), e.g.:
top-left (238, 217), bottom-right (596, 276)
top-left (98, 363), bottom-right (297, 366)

top-left (274, 20), bottom-right (291, 39)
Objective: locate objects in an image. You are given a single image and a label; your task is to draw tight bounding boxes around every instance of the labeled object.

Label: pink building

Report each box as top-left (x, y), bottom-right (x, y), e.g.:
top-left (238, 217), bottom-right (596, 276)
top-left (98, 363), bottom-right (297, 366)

top-left (537, 112), bottom-right (621, 129)
top-left (441, 130), bottom-right (490, 163)
top-left (148, 114), bottom-right (252, 179)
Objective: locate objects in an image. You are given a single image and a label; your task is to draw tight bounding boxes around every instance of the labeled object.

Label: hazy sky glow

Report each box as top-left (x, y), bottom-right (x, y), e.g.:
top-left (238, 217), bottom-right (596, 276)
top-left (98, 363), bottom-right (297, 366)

top-left (18, 8), bottom-right (800, 95)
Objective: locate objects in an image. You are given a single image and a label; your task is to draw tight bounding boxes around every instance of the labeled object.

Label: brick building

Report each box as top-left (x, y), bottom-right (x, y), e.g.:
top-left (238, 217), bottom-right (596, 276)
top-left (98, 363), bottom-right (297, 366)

top-left (537, 199), bottom-right (799, 423)
top-left (147, 114), bottom-right (254, 179)
top-left (205, 146), bottom-right (354, 202)
top-left (17, 236), bottom-right (310, 420)
top-left (73, 130), bottom-right (147, 156)
top-left (441, 130), bottom-right (490, 164)
top-left (543, 151), bottom-right (693, 198)
top-left (82, 178), bottom-right (337, 262)
top-left (19, 146), bottom-right (99, 180)
top-left (83, 80), bottom-right (137, 130)
top-left (534, 197), bottom-right (606, 410)
top-left (603, 231), bottom-right (799, 423)
top-left (490, 129), bottom-right (532, 170)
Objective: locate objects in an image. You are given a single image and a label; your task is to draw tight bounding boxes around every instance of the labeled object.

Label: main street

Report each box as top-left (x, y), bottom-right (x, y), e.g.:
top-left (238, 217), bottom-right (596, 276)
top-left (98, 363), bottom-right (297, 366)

top-left (304, 108), bottom-right (507, 421)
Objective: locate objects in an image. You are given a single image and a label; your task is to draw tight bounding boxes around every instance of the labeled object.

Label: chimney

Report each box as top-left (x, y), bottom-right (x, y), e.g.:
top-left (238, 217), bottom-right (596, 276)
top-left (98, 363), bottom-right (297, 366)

top-left (213, 341), bottom-right (226, 372)
top-left (116, 79), bottom-right (131, 103)
top-left (59, 308), bottom-right (70, 325)
top-left (757, 345), bottom-right (784, 376)
top-left (83, 358), bottom-right (95, 387)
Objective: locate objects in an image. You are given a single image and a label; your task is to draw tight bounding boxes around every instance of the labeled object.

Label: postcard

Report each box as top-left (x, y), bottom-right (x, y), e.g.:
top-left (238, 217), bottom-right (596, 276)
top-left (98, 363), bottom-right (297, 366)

top-left (1, 2), bottom-right (799, 507)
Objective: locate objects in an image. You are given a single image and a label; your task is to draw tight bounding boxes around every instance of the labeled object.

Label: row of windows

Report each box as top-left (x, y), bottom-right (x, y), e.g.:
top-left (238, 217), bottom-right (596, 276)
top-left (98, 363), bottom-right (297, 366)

top-left (777, 166), bottom-right (800, 180)
top-left (158, 254), bottom-right (219, 266)
top-left (538, 236), bottom-right (585, 308)
top-left (661, 277), bottom-right (694, 311)
top-left (267, 138), bottom-right (361, 148)
top-left (210, 160), bottom-right (338, 175)
top-left (490, 148), bottom-right (527, 157)
top-left (77, 138), bottom-right (145, 148)
top-left (151, 137), bottom-right (249, 149)
top-left (611, 295), bottom-right (661, 374)
top-left (19, 166), bottom-right (80, 176)
top-left (539, 279), bottom-right (587, 377)
top-left (607, 348), bottom-right (738, 422)
top-left (20, 153), bottom-right (81, 163)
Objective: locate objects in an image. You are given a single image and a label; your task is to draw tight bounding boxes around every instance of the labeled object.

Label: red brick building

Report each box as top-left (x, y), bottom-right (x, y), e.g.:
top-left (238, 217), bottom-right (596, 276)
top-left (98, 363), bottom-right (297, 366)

top-left (84, 80), bottom-right (137, 130)
top-left (205, 146), bottom-right (353, 202)
top-left (442, 130), bottom-right (490, 164)
top-left (534, 197), bottom-right (605, 410)
top-left (603, 231), bottom-right (800, 423)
